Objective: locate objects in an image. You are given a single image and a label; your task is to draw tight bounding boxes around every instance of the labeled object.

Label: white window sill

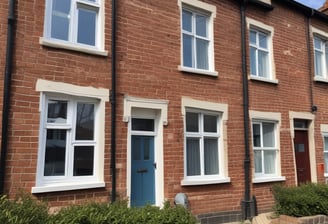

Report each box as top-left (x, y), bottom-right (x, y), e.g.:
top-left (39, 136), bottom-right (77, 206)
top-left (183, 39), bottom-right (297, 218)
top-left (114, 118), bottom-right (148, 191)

top-left (253, 176), bottom-right (286, 184)
top-left (178, 65), bottom-right (218, 77)
top-left (314, 76), bottom-right (328, 83)
top-left (249, 76), bottom-right (279, 84)
top-left (40, 37), bottom-right (108, 57)
top-left (181, 177), bottom-right (230, 186)
top-left (32, 181), bottom-right (105, 194)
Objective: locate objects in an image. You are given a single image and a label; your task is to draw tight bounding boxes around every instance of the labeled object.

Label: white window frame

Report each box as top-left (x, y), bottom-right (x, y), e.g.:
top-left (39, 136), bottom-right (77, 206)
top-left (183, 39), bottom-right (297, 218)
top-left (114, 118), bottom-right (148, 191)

top-left (247, 18), bottom-right (277, 84)
top-left (40, 0), bottom-right (107, 56)
top-left (181, 97), bottom-right (230, 186)
top-left (323, 135), bottom-right (328, 177)
top-left (311, 27), bottom-right (328, 82)
top-left (250, 111), bottom-right (285, 183)
top-left (32, 79), bottom-right (109, 193)
top-left (320, 124), bottom-right (328, 177)
top-left (177, 0), bottom-right (218, 77)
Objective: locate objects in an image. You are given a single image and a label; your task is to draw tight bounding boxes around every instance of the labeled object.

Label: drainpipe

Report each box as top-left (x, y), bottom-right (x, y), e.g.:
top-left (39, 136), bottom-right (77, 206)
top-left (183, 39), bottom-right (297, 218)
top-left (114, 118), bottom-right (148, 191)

top-left (110, 0), bottom-right (117, 203)
top-left (240, 0), bottom-right (256, 220)
top-left (306, 10), bottom-right (317, 113)
top-left (0, 0), bottom-right (16, 195)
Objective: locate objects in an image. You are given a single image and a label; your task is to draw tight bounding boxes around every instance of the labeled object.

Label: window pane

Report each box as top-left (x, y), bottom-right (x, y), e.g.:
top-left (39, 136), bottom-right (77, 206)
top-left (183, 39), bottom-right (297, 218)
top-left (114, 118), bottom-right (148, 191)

top-left (196, 38), bottom-right (209, 70)
top-left (264, 150), bottom-right (276, 174)
top-left (132, 137), bottom-right (141, 161)
top-left (204, 114), bottom-right (217, 132)
top-left (314, 38), bottom-right (322, 50)
top-left (315, 51), bottom-right (323, 76)
top-left (182, 9), bottom-right (192, 32)
top-left (259, 32), bottom-right (268, 49)
top-left (186, 138), bottom-right (200, 176)
top-left (252, 123), bottom-right (261, 147)
top-left (77, 8), bottom-right (96, 46)
top-left (263, 123), bottom-right (274, 147)
top-left (325, 45), bottom-right (328, 76)
top-left (44, 129), bottom-right (66, 176)
top-left (325, 137), bottom-right (328, 152)
top-left (73, 146), bottom-right (94, 176)
top-left (132, 118), bottom-right (154, 132)
top-left (204, 138), bottom-right (219, 175)
top-left (250, 30), bottom-right (256, 44)
top-left (51, 0), bottom-right (71, 40)
top-left (254, 150), bottom-right (262, 173)
top-left (183, 34), bottom-right (193, 67)
top-left (258, 50), bottom-right (269, 78)
top-left (196, 14), bottom-right (207, 37)
top-left (47, 100), bottom-right (67, 123)
top-left (325, 152), bottom-right (328, 173)
top-left (186, 112), bottom-right (199, 132)
top-left (75, 103), bottom-right (94, 140)
top-left (250, 47), bottom-right (257, 76)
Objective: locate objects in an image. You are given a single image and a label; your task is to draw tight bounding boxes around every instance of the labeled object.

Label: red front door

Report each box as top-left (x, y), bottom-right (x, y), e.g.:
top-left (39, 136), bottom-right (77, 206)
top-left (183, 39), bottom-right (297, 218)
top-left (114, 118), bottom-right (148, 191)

top-left (294, 130), bottom-right (311, 185)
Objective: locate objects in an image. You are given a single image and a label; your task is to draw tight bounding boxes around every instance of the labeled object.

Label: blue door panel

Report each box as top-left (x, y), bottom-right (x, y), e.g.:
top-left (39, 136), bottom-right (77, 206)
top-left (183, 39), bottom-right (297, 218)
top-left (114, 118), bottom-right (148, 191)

top-left (131, 135), bottom-right (155, 207)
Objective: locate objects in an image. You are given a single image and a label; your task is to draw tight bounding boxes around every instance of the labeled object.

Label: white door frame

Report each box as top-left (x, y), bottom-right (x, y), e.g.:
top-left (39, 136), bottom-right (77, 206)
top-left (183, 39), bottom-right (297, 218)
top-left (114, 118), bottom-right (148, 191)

top-left (123, 96), bottom-right (168, 207)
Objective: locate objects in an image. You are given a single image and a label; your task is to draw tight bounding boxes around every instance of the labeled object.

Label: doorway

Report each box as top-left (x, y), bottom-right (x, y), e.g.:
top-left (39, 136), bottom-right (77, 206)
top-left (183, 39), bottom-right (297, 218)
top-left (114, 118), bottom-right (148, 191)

top-left (130, 117), bottom-right (156, 206)
top-left (293, 120), bottom-right (311, 185)
top-left (131, 135), bottom-right (155, 206)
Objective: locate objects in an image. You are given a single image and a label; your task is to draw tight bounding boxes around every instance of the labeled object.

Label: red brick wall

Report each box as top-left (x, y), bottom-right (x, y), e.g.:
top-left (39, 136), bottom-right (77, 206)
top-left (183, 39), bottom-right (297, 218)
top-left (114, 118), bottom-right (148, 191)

top-left (1, 0), bottom-right (112, 206)
top-left (1, 0), bottom-right (328, 219)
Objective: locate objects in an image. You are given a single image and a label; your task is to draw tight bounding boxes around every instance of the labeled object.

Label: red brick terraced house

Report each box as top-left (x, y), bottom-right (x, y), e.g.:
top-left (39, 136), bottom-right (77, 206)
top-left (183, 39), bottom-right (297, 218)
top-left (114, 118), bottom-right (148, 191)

top-left (1, 0), bottom-right (328, 223)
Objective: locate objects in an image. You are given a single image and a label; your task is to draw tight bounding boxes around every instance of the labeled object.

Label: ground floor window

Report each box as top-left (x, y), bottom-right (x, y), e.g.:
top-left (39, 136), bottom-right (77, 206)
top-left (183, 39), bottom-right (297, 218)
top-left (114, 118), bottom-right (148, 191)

top-left (32, 79), bottom-right (108, 193)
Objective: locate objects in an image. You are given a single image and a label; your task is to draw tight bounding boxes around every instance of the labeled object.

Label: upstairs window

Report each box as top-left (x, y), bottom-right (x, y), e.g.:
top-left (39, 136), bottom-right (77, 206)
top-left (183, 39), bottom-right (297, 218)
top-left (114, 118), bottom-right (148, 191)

top-left (182, 9), bottom-right (210, 70)
top-left (314, 36), bottom-right (328, 79)
top-left (250, 29), bottom-right (271, 79)
top-left (178, 0), bottom-right (217, 76)
top-left (247, 18), bottom-right (276, 83)
top-left (43, 0), bottom-right (104, 51)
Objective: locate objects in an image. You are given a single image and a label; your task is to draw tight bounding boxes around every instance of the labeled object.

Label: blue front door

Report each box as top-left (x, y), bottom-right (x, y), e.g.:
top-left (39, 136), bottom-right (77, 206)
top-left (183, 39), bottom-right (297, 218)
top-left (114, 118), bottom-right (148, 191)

top-left (131, 135), bottom-right (155, 207)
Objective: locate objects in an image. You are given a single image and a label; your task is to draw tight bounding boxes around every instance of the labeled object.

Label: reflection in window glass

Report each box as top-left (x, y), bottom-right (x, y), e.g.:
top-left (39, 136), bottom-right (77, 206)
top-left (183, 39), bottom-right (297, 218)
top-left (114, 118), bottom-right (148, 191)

top-left (73, 146), bottom-right (94, 176)
top-left (204, 115), bottom-right (217, 133)
top-left (263, 123), bottom-right (274, 147)
top-left (77, 8), bottom-right (96, 46)
top-left (76, 103), bottom-right (94, 140)
top-left (182, 10), bottom-right (192, 32)
top-left (196, 15), bottom-right (207, 37)
top-left (186, 112), bottom-right (199, 132)
top-left (51, 0), bottom-right (71, 40)
top-left (252, 124), bottom-right (261, 147)
top-left (47, 100), bottom-right (67, 123)
top-left (196, 39), bottom-right (209, 70)
top-left (44, 129), bottom-right (67, 176)
top-left (183, 34), bottom-right (193, 67)
top-left (132, 118), bottom-right (154, 132)
top-left (186, 138), bottom-right (200, 176)
top-left (204, 138), bottom-right (218, 175)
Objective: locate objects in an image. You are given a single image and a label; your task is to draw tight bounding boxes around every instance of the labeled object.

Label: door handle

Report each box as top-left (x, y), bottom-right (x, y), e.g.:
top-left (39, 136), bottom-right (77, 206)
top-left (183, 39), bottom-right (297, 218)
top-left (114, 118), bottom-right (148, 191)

top-left (137, 168), bottom-right (148, 173)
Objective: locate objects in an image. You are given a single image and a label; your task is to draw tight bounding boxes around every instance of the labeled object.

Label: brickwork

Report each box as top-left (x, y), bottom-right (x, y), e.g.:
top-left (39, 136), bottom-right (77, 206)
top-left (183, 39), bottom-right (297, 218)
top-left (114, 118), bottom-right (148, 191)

top-left (1, 0), bottom-right (113, 204)
top-left (1, 0), bottom-right (328, 221)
